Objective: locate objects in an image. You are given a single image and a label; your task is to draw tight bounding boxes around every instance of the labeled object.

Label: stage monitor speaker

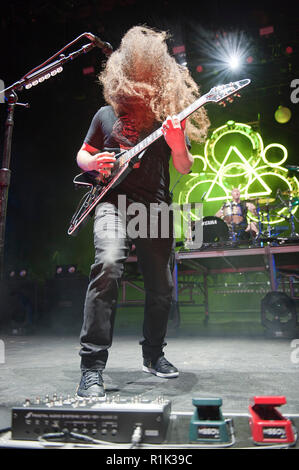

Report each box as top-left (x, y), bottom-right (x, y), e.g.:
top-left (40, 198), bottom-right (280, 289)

top-left (261, 291), bottom-right (297, 338)
top-left (0, 280), bottom-right (38, 334)
top-left (43, 277), bottom-right (88, 332)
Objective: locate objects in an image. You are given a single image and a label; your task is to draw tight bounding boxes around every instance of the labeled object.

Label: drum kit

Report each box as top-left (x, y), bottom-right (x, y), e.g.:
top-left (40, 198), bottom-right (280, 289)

top-left (186, 190), bottom-right (299, 249)
top-left (253, 190), bottom-right (299, 243)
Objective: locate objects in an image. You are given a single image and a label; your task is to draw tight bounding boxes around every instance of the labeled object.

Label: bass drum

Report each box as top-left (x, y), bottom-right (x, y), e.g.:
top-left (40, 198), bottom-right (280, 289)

top-left (202, 216), bottom-right (229, 244)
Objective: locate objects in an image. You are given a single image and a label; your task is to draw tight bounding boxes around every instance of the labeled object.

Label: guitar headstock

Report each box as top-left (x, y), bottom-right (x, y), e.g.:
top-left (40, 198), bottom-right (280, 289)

top-left (205, 79), bottom-right (251, 105)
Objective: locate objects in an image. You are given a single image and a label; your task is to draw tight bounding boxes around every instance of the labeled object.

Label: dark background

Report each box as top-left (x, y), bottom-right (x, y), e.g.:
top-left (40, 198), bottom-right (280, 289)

top-left (1, 0), bottom-right (299, 280)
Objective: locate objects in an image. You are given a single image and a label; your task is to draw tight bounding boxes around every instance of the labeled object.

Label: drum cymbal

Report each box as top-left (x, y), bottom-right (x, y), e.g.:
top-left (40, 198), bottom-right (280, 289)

top-left (256, 197), bottom-right (275, 205)
top-left (281, 190), bottom-right (299, 196)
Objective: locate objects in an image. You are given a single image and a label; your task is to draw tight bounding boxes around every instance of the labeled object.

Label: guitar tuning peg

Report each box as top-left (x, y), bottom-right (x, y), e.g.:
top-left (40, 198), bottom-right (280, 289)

top-left (219, 101), bottom-right (227, 107)
top-left (226, 97), bottom-right (234, 103)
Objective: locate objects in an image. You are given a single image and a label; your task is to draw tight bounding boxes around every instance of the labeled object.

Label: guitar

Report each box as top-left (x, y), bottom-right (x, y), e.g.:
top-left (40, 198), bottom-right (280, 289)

top-left (68, 78), bottom-right (251, 236)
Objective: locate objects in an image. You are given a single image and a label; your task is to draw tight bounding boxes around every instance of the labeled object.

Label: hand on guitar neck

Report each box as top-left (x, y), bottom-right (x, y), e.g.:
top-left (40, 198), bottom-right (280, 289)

top-left (161, 115), bottom-right (193, 174)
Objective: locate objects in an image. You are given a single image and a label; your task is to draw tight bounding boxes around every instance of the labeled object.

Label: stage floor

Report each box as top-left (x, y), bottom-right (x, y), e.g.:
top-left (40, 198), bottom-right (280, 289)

top-left (1, 325), bottom-right (299, 449)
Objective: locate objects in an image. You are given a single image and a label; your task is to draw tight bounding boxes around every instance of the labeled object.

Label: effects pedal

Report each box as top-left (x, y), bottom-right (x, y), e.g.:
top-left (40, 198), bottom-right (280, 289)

top-left (189, 398), bottom-right (233, 444)
top-left (249, 396), bottom-right (296, 445)
top-left (11, 394), bottom-right (171, 444)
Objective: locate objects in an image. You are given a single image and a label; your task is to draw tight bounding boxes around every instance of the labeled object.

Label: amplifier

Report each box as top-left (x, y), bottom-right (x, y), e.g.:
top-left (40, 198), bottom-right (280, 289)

top-left (11, 395), bottom-right (171, 444)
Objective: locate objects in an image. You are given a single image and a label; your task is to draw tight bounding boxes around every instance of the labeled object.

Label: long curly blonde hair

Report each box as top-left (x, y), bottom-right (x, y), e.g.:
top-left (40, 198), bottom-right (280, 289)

top-left (98, 26), bottom-right (210, 142)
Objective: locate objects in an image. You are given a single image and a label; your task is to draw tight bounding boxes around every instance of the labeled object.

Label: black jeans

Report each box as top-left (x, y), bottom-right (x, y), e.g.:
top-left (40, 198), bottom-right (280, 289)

top-left (79, 201), bottom-right (174, 370)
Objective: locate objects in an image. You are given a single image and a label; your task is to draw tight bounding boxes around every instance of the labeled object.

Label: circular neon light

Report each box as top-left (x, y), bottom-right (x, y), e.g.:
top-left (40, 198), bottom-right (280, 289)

top-left (262, 143), bottom-right (288, 167)
top-left (173, 120), bottom-right (299, 233)
top-left (205, 121), bottom-right (264, 173)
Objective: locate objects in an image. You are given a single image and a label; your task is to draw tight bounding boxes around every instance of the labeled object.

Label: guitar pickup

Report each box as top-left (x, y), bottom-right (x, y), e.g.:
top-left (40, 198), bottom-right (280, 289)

top-left (128, 150), bottom-right (146, 167)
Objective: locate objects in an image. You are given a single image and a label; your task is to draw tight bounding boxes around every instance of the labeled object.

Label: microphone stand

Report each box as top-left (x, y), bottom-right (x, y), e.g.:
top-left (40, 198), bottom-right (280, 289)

top-left (0, 35), bottom-right (109, 280)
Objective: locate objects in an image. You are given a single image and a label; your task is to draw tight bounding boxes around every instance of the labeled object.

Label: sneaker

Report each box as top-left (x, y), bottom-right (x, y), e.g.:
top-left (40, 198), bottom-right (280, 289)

top-left (76, 369), bottom-right (106, 400)
top-left (143, 356), bottom-right (179, 378)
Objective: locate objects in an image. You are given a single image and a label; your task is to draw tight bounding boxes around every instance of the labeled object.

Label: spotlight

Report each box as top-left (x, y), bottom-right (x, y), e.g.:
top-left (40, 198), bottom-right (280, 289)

top-left (191, 28), bottom-right (252, 81)
top-left (19, 269), bottom-right (28, 278)
top-left (285, 46), bottom-right (293, 55)
top-left (228, 54), bottom-right (241, 70)
top-left (196, 65), bottom-right (204, 73)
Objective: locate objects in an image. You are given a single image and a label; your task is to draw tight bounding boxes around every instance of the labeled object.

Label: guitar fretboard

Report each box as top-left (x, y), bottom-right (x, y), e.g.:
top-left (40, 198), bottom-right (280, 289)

top-left (122, 95), bottom-right (207, 164)
top-left (113, 79), bottom-right (250, 166)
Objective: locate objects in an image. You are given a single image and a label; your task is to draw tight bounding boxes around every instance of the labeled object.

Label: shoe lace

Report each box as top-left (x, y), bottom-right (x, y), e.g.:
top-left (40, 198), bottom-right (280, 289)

top-left (157, 356), bottom-right (171, 368)
top-left (84, 370), bottom-right (103, 387)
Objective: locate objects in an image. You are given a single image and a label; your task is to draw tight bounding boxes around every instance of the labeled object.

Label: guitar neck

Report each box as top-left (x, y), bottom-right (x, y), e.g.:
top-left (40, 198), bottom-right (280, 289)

top-left (125, 127), bottom-right (163, 162)
top-left (177, 94), bottom-right (206, 122)
top-left (124, 94), bottom-right (208, 163)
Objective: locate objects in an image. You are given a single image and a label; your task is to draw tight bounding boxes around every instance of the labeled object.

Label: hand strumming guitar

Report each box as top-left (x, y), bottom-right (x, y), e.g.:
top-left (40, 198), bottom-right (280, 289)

top-left (77, 143), bottom-right (116, 179)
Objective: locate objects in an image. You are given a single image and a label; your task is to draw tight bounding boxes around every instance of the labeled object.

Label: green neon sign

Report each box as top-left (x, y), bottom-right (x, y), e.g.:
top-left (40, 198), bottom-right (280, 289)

top-left (175, 121), bottom-right (299, 226)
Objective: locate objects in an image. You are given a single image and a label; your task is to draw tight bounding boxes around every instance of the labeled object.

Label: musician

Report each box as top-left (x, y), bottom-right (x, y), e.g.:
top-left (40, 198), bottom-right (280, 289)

top-left (75, 26), bottom-right (210, 398)
top-left (215, 188), bottom-right (258, 237)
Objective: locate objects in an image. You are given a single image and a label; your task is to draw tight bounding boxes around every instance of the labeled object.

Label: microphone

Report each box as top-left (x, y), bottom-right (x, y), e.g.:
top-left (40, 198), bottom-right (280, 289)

top-left (84, 33), bottom-right (113, 56)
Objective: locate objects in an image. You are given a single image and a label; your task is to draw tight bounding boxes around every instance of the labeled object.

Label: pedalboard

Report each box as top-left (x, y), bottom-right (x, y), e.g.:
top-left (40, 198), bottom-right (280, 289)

top-left (11, 395), bottom-right (171, 444)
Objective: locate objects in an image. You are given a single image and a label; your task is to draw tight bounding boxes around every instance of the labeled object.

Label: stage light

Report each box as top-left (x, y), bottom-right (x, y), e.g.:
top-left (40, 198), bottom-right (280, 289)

top-left (285, 46), bottom-right (293, 55)
top-left (227, 54), bottom-right (241, 70)
top-left (82, 66), bottom-right (95, 75)
top-left (56, 266), bottom-right (63, 276)
top-left (189, 27), bottom-right (252, 81)
top-left (19, 269), bottom-right (28, 278)
top-left (274, 105), bottom-right (292, 124)
top-left (196, 65), bottom-right (203, 73)
top-left (246, 56), bottom-right (254, 64)
top-left (67, 265), bottom-right (77, 274)
top-left (259, 26), bottom-right (274, 37)
top-left (7, 269), bottom-right (28, 279)
top-left (24, 67), bottom-right (63, 90)
top-left (55, 264), bottom-right (78, 277)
